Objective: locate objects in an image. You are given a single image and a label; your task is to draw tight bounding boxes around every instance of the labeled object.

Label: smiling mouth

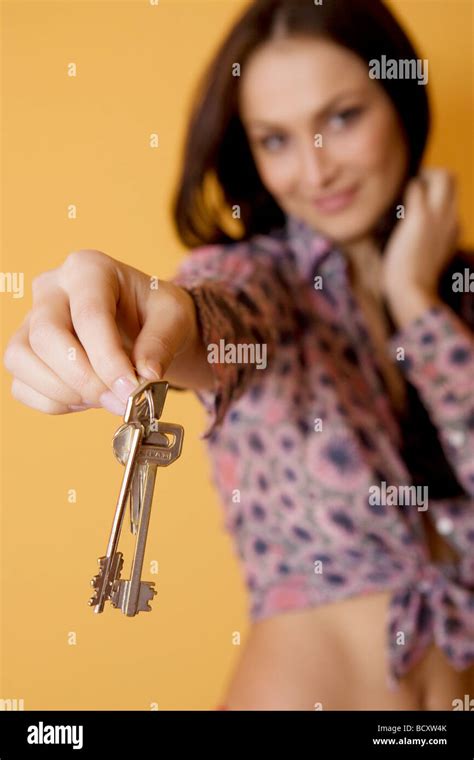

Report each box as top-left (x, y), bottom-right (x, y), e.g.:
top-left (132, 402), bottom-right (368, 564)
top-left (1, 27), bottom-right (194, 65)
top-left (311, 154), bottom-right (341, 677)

top-left (311, 186), bottom-right (358, 213)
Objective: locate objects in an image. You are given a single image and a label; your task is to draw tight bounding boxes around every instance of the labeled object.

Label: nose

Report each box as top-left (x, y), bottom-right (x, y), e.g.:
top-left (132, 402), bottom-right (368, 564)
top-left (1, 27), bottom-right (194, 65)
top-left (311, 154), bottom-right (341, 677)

top-left (298, 139), bottom-right (337, 190)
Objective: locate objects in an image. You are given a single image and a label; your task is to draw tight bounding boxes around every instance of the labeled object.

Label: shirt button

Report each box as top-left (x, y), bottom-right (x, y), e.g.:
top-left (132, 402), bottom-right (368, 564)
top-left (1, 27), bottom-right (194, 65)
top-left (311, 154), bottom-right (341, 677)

top-left (446, 430), bottom-right (466, 448)
top-left (436, 517), bottom-right (454, 536)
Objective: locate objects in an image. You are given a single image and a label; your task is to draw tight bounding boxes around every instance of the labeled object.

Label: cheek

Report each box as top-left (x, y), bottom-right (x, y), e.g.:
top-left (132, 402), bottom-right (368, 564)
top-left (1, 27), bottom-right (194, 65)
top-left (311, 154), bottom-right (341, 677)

top-left (253, 153), bottom-right (298, 195)
top-left (337, 113), bottom-right (406, 180)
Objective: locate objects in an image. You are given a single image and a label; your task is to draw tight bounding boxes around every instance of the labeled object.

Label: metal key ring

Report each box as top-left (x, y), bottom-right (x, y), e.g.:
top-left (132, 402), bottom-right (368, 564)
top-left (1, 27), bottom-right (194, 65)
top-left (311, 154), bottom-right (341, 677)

top-left (145, 387), bottom-right (155, 426)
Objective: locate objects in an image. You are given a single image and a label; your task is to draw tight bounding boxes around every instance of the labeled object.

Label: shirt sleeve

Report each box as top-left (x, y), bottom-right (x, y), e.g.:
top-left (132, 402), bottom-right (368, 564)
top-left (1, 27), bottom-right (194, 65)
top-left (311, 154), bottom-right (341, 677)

top-left (169, 241), bottom-right (295, 440)
top-left (388, 302), bottom-right (474, 497)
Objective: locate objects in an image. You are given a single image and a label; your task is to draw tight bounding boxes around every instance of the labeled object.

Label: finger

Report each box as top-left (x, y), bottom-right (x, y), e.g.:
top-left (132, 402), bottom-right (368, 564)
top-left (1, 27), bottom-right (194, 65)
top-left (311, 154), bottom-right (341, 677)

top-left (403, 176), bottom-right (425, 216)
top-left (3, 314), bottom-right (100, 407)
top-left (28, 284), bottom-right (110, 404)
top-left (421, 168), bottom-right (456, 210)
top-left (10, 376), bottom-right (90, 414)
top-left (131, 287), bottom-right (191, 379)
top-left (64, 253), bottom-right (139, 402)
top-left (429, 171), bottom-right (458, 240)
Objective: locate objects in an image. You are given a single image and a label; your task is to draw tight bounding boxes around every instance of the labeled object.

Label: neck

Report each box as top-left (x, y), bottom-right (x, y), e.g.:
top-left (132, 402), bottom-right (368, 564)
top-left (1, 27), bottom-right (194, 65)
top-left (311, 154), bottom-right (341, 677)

top-left (342, 236), bottom-right (383, 297)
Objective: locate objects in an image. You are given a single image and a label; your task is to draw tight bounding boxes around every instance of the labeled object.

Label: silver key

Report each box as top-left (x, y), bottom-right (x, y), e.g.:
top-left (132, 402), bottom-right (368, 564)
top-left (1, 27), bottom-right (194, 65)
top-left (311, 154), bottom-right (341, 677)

top-left (88, 421), bottom-right (144, 613)
top-left (110, 421), bottom-right (184, 616)
top-left (125, 381), bottom-right (169, 535)
top-left (130, 469), bottom-right (142, 535)
top-left (129, 427), bottom-right (168, 534)
top-left (89, 379), bottom-right (157, 611)
top-left (112, 423), bottom-right (167, 534)
top-left (89, 379), bottom-right (184, 616)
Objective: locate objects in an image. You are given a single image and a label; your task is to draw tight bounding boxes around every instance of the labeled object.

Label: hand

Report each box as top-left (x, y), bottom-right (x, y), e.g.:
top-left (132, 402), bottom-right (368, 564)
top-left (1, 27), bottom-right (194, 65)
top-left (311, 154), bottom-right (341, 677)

top-left (382, 169), bottom-right (460, 323)
top-left (3, 249), bottom-right (198, 414)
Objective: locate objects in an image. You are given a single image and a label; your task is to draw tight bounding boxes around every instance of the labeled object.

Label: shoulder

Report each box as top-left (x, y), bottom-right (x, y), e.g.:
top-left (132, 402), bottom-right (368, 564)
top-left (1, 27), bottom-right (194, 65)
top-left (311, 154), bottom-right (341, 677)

top-left (174, 228), bottom-right (290, 277)
top-left (191, 226), bottom-right (288, 259)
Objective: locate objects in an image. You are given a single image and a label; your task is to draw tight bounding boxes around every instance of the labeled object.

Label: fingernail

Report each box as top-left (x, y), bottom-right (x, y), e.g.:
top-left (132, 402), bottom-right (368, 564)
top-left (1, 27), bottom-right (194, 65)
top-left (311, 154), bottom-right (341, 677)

top-left (111, 375), bottom-right (139, 403)
top-left (136, 361), bottom-right (162, 381)
top-left (99, 391), bottom-right (126, 415)
top-left (68, 403), bottom-right (95, 411)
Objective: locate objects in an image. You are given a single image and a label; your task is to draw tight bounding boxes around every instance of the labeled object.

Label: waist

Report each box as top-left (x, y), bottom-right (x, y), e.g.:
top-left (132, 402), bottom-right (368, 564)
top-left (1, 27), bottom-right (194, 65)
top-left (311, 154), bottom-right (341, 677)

top-left (243, 589), bottom-right (472, 709)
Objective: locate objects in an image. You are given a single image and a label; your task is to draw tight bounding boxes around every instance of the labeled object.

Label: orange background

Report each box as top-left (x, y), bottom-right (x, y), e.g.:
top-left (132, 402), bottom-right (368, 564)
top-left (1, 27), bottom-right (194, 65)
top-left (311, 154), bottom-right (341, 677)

top-left (0, 0), bottom-right (473, 710)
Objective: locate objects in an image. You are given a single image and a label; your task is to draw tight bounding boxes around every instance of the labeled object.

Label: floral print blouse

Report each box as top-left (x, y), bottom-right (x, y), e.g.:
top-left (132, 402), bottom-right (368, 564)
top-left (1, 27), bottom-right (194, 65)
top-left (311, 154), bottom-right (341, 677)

top-left (170, 213), bottom-right (474, 690)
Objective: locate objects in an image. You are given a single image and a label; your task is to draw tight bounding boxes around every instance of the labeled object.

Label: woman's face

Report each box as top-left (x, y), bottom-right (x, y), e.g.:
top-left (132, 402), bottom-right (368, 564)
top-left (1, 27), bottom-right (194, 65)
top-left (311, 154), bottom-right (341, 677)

top-left (238, 36), bottom-right (409, 245)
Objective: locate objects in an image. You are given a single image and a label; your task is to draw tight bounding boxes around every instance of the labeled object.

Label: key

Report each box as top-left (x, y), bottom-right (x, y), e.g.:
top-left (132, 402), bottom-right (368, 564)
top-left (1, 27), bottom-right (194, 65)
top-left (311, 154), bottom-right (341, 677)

top-left (88, 421), bottom-right (144, 613)
top-left (111, 422), bottom-right (142, 535)
top-left (110, 421), bottom-right (184, 616)
top-left (130, 470), bottom-right (142, 536)
top-left (89, 379), bottom-right (184, 616)
top-left (129, 428), bottom-right (168, 535)
top-left (125, 382), bottom-right (169, 535)
top-left (113, 423), bottom-right (167, 534)
top-left (89, 379), bottom-right (154, 612)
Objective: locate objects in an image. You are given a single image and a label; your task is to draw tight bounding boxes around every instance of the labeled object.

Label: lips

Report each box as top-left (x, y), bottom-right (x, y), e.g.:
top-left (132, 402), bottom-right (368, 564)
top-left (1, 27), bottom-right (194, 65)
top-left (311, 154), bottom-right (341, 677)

top-left (312, 186), bottom-right (358, 213)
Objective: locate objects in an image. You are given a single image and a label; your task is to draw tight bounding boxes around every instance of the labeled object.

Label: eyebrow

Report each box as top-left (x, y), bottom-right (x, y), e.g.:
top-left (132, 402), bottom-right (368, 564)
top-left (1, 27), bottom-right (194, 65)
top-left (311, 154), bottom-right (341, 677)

top-left (244, 90), bottom-right (364, 129)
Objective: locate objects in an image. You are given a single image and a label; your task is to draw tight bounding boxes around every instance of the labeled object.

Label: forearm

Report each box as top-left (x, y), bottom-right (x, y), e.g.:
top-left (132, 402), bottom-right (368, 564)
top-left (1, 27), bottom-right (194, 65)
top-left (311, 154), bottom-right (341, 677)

top-left (387, 291), bottom-right (474, 496)
top-left (385, 286), bottom-right (440, 329)
top-left (164, 339), bottom-right (215, 391)
top-left (386, 284), bottom-right (473, 342)
top-left (161, 288), bottom-right (215, 391)
top-left (166, 245), bottom-right (298, 437)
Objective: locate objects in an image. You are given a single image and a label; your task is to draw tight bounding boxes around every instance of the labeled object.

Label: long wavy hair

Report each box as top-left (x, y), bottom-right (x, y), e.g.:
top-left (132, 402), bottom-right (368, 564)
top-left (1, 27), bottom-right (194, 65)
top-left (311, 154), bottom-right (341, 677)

top-left (171, 0), bottom-right (430, 249)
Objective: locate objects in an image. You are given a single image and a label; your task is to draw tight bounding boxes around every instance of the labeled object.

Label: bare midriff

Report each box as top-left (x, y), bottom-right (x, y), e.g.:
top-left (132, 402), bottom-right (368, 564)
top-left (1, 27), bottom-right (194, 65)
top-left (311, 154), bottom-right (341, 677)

top-left (220, 521), bottom-right (473, 710)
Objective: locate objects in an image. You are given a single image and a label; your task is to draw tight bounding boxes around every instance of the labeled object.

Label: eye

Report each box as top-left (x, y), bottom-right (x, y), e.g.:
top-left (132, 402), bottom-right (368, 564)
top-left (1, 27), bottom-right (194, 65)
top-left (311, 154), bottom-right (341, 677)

top-left (257, 134), bottom-right (287, 152)
top-left (328, 107), bottom-right (363, 130)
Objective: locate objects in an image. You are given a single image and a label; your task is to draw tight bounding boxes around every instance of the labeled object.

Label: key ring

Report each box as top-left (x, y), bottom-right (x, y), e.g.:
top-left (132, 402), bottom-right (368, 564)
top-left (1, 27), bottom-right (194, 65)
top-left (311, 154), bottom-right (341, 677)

top-left (145, 387), bottom-right (154, 424)
top-left (127, 378), bottom-right (169, 427)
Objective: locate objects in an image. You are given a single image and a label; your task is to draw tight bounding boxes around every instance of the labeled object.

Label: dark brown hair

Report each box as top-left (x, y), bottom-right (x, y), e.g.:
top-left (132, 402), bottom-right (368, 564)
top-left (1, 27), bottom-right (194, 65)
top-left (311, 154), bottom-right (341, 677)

top-left (171, 0), bottom-right (430, 249)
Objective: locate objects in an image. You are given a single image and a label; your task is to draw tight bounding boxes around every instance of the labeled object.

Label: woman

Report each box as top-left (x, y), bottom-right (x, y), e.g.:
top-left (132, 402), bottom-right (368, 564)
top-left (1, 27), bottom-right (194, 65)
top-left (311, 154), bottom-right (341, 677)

top-left (3, 0), bottom-right (474, 710)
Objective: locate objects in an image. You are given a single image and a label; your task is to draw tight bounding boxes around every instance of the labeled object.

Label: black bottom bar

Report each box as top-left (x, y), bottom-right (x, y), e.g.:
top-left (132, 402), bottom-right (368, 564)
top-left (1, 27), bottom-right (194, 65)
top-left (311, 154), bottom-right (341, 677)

top-left (0, 709), bottom-right (473, 757)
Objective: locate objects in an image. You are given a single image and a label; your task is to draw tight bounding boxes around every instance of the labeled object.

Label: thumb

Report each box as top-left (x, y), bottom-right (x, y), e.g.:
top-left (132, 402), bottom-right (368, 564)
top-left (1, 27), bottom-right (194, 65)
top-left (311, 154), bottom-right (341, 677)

top-left (132, 289), bottom-right (192, 381)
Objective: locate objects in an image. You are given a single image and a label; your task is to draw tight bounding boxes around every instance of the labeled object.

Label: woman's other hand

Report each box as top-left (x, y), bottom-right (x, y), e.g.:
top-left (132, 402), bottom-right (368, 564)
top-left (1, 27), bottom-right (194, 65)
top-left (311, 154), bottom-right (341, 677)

top-left (382, 169), bottom-right (460, 327)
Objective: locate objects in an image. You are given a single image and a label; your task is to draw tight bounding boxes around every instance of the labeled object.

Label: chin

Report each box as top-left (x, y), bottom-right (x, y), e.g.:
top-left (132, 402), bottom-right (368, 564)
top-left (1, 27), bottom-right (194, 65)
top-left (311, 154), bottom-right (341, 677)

top-left (306, 207), bottom-right (379, 246)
